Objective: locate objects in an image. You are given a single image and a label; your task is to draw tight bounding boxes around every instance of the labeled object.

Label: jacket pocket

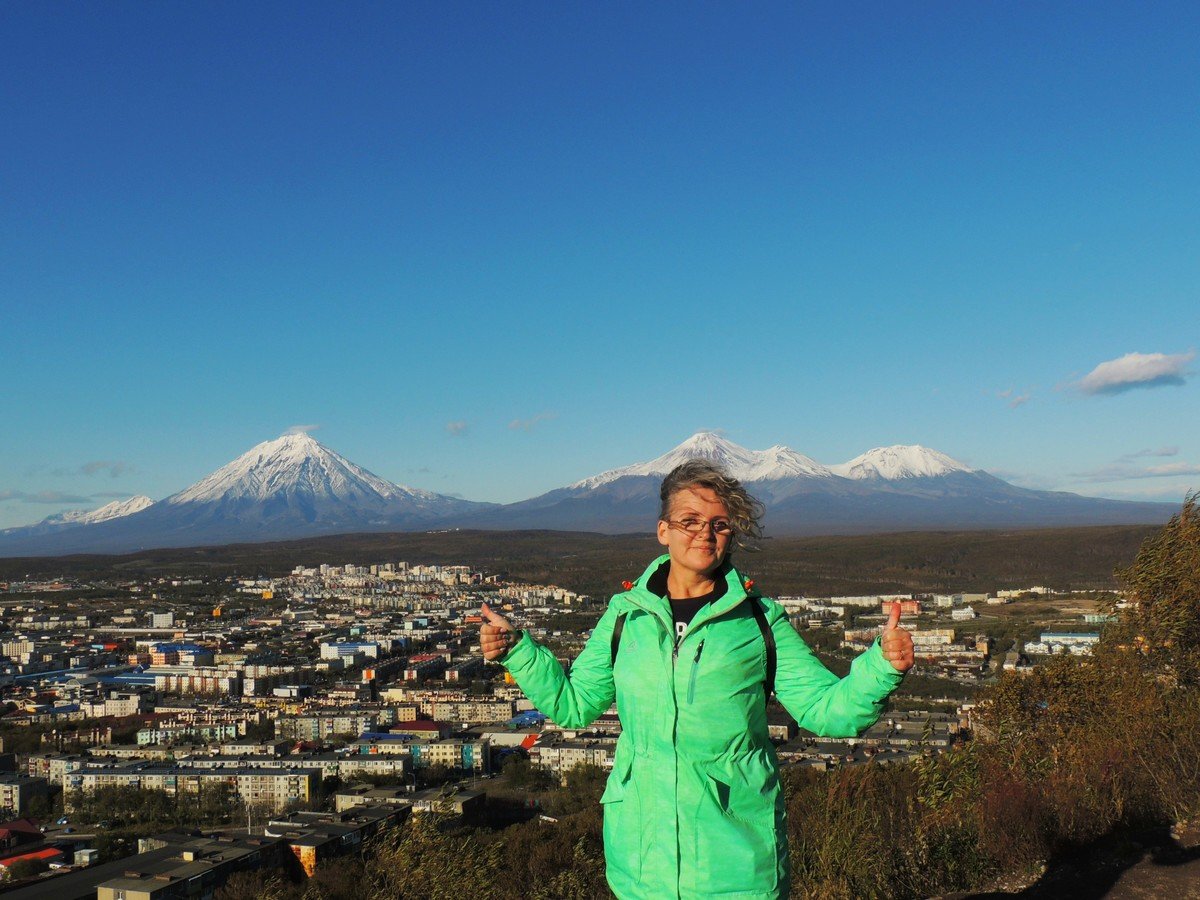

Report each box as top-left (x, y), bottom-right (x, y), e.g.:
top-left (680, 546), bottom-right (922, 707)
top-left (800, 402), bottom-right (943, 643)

top-left (693, 767), bottom-right (779, 895)
top-left (600, 753), bottom-right (642, 886)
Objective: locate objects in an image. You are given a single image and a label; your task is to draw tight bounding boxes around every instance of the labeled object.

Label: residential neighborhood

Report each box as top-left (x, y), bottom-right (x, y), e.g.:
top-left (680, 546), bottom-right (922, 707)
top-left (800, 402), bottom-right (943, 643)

top-left (0, 557), bottom-right (1114, 895)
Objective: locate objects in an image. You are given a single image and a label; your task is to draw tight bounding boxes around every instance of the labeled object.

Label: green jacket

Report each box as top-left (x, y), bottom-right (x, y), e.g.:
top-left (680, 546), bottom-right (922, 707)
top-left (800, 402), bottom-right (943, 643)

top-left (501, 555), bottom-right (903, 899)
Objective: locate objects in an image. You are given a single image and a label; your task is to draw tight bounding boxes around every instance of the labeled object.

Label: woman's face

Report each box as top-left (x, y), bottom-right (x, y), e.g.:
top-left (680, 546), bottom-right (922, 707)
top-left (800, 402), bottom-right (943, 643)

top-left (656, 485), bottom-right (733, 580)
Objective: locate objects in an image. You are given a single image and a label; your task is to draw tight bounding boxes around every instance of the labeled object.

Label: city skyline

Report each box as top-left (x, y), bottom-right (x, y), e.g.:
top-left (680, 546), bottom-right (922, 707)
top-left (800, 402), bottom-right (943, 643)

top-left (3, 3), bottom-right (1197, 530)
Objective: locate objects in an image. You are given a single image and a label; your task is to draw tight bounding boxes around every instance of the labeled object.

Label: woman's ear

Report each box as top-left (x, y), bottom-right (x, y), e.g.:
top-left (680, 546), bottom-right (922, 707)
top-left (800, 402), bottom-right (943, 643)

top-left (656, 519), bottom-right (671, 547)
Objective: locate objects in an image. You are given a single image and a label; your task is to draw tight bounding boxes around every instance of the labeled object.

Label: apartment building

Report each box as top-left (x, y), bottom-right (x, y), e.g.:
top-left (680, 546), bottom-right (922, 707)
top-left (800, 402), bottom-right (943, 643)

top-left (275, 709), bottom-right (392, 742)
top-left (408, 739), bottom-right (488, 772)
top-left (153, 666), bottom-right (243, 696)
top-left (67, 764), bottom-right (320, 812)
top-left (0, 774), bottom-right (48, 814)
top-left (181, 751), bottom-right (407, 782)
top-left (403, 653), bottom-right (448, 680)
top-left (1024, 632), bottom-right (1101, 656)
top-left (443, 657), bottom-right (484, 681)
top-left (25, 752), bottom-right (86, 788)
top-left (530, 741), bottom-right (614, 776)
top-left (94, 834), bottom-right (285, 900)
top-left (429, 699), bottom-right (514, 724)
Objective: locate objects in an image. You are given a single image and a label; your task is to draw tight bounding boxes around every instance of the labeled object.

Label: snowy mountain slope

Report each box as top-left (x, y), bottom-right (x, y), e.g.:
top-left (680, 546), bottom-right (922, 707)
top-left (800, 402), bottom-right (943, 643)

top-left (0, 495), bottom-right (155, 540)
top-left (571, 432), bottom-right (833, 489)
top-left (39, 495), bottom-right (154, 526)
top-left (0, 434), bottom-right (491, 556)
top-left (830, 446), bottom-right (973, 480)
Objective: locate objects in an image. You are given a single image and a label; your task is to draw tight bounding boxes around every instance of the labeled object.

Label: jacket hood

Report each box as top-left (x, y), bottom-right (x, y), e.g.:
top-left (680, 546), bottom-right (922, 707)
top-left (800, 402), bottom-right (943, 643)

top-left (624, 554), bottom-right (752, 626)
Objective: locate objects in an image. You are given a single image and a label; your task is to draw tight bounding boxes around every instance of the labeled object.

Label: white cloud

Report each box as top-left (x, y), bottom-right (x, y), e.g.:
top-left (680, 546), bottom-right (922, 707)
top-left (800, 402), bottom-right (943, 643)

top-left (1075, 351), bottom-right (1194, 395)
top-left (990, 469), bottom-right (1060, 491)
top-left (1141, 463), bottom-right (1200, 477)
top-left (1071, 462), bottom-right (1200, 483)
top-left (0, 489), bottom-right (94, 504)
top-left (81, 460), bottom-right (132, 478)
top-left (508, 412), bottom-right (558, 432)
top-left (285, 424), bottom-right (320, 435)
top-left (445, 421), bottom-right (469, 437)
top-left (1088, 485), bottom-right (1194, 502)
top-left (1121, 446), bottom-right (1179, 460)
top-left (996, 388), bottom-right (1031, 409)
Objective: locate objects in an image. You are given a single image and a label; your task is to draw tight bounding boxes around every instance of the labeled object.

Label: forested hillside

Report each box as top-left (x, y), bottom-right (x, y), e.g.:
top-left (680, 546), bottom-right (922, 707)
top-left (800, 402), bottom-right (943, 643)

top-left (0, 523), bottom-right (1159, 598)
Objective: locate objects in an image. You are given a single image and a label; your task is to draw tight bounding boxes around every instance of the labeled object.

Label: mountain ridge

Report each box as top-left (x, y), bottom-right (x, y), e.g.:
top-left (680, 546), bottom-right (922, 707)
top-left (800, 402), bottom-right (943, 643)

top-left (0, 431), bottom-right (1175, 556)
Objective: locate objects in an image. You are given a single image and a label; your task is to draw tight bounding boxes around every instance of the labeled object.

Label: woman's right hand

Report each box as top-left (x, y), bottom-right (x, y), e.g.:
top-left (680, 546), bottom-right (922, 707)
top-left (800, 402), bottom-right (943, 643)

top-left (480, 602), bottom-right (518, 660)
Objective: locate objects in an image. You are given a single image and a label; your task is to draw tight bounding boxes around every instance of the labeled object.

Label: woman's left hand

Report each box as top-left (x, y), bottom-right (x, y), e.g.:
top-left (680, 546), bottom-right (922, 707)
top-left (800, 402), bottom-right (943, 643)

top-left (881, 602), bottom-right (915, 673)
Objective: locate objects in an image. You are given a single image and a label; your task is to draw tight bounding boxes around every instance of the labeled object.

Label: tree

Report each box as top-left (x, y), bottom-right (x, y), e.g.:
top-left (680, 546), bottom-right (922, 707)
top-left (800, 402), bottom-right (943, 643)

top-left (24, 791), bottom-right (53, 822)
top-left (972, 494), bottom-right (1200, 839)
top-left (416, 763), bottom-right (456, 789)
top-left (5, 858), bottom-right (50, 880)
top-left (243, 720), bottom-right (276, 741)
top-left (215, 869), bottom-right (292, 900)
top-left (362, 816), bottom-right (499, 898)
top-left (545, 764), bottom-right (606, 817)
top-left (303, 854), bottom-right (367, 899)
top-left (1108, 492), bottom-right (1200, 684)
top-left (497, 756), bottom-right (555, 792)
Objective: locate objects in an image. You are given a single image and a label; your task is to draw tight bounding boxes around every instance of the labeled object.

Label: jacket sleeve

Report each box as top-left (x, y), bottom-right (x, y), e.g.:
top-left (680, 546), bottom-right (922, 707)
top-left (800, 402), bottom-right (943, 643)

top-left (766, 599), bottom-right (903, 738)
top-left (498, 600), bottom-right (622, 729)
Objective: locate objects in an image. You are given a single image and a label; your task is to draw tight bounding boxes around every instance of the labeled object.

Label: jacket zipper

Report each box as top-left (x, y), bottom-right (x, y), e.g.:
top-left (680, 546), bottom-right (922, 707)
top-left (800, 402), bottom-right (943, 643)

top-left (686, 640), bottom-right (705, 704)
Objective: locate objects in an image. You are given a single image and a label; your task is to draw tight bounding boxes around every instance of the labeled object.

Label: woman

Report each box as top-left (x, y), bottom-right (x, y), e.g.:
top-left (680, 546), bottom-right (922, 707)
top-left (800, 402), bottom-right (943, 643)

top-left (481, 460), bottom-right (914, 899)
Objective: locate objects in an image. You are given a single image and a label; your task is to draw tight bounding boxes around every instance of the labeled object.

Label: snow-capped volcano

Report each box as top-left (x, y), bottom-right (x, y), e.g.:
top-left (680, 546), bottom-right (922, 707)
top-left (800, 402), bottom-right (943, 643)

top-left (447, 431), bottom-right (1171, 535)
top-left (0, 433), bottom-right (491, 556)
top-left (153, 431), bottom-right (484, 532)
top-left (167, 432), bottom-right (441, 507)
top-left (831, 446), bottom-right (973, 480)
top-left (40, 495), bottom-right (154, 526)
top-left (572, 432), bottom-right (832, 490)
top-left (454, 432), bottom-right (850, 533)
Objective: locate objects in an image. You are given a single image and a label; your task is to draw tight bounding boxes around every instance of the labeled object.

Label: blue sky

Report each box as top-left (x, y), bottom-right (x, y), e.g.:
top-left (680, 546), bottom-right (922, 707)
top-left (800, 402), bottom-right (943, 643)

top-left (2, 2), bottom-right (1197, 528)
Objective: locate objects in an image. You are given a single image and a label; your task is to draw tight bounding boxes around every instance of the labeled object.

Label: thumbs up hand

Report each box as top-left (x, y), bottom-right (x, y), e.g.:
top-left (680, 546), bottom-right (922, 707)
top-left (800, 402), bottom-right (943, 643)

top-left (881, 601), bottom-right (915, 673)
top-left (481, 602), bottom-right (519, 661)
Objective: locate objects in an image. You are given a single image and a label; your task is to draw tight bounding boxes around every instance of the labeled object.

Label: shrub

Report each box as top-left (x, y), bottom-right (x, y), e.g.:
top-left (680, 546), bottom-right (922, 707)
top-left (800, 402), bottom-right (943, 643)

top-left (4, 858), bottom-right (50, 880)
top-left (781, 495), bottom-right (1200, 897)
top-left (1106, 492), bottom-right (1200, 684)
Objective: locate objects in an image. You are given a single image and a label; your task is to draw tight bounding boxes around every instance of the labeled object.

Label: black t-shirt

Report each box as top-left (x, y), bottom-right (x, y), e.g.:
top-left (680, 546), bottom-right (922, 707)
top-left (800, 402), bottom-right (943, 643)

top-left (670, 592), bottom-right (714, 642)
top-left (646, 560), bottom-right (729, 643)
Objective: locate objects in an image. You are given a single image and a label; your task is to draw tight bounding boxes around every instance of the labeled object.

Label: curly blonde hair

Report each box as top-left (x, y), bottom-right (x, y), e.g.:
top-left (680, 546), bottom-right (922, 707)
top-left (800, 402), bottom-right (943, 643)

top-left (658, 460), bottom-right (765, 550)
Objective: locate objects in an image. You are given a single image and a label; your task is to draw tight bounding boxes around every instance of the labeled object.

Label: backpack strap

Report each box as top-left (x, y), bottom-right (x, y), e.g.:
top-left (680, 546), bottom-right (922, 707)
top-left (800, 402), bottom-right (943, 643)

top-left (610, 611), bottom-right (628, 668)
top-left (747, 596), bottom-right (776, 699)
